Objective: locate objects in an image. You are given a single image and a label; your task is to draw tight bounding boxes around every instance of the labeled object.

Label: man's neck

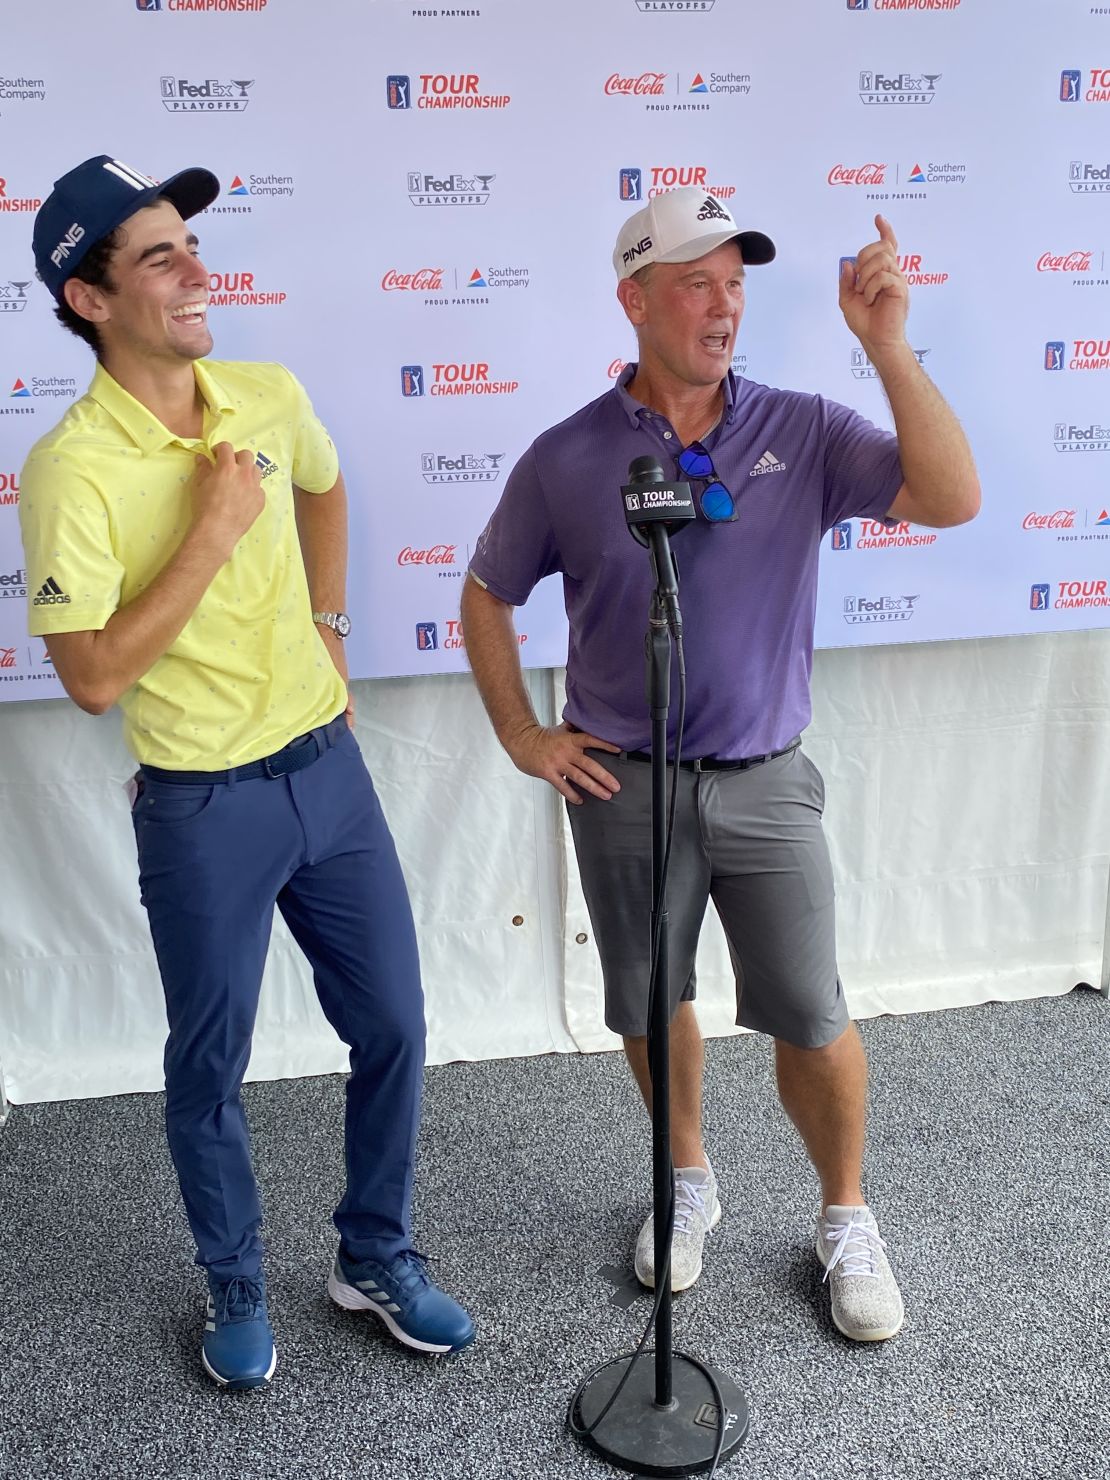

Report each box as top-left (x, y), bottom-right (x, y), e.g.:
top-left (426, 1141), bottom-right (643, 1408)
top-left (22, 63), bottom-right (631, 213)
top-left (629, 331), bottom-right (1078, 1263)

top-left (624, 365), bottom-right (725, 448)
top-left (100, 353), bottom-right (206, 441)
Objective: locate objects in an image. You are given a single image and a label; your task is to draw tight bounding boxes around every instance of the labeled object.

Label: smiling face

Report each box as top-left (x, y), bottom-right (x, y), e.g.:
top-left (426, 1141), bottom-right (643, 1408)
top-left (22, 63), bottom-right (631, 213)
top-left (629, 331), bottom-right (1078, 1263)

top-left (63, 197), bottom-right (212, 371)
top-left (618, 239), bottom-right (746, 391)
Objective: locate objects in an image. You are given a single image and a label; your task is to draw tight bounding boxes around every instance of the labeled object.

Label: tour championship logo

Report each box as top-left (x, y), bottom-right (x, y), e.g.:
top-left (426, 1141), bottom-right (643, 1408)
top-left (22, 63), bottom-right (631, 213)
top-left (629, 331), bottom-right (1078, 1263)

top-left (830, 520), bottom-right (937, 551)
top-left (207, 271), bottom-right (286, 307)
top-left (400, 362), bottom-right (519, 397)
top-left (1060, 69), bottom-right (1110, 103)
top-left (0, 279), bottom-right (31, 315)
top-left (137, 1), bottom-right (268, 11)
top-left (1033, 579), bottom-right (1110, 609)
top-left (619, 165), bottom-right (737, 201)
top-left (415, 618), bottom-right (525, 653)
top-left (842, 253), bottom-right (949, 286)
top-left (1070, 161), bottom-right (1110, 194)
top-left (1044, 339), bottom-right (1110, 371)
top-left (0, 75), bottom-right (47, 106)
top-left (1055, 420), bottom-right (1110, 451)
top-left (206, 172), bottom-right (295, 215)
top-left (852, 347), bottom-right (931, 379)
top-left (420, 451), bottom-right (505, 484)
top-left (842, 593), bottom-right (920, 623)
top-left (846, 0), bottom-right (962, 10)
top-left (0, 177), bottom-right (43, 213)
top-left (0, 472), bottom-right (18, 507)
top-left (160, 76), bottom-right (254, 112)
top-left (858, 70), bottom-right (941, 105)
top-left (407, 170), bottom-right (495, 206)
top-left (604, 70), bottom-right (750, 112)
top-left (386, 74), bottom-right (510, 109)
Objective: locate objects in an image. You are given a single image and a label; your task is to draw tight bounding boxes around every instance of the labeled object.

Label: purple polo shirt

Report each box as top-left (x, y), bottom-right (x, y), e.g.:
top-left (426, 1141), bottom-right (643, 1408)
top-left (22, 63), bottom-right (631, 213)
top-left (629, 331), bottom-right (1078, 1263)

top-left (469, 366), bottom-right (903, 758)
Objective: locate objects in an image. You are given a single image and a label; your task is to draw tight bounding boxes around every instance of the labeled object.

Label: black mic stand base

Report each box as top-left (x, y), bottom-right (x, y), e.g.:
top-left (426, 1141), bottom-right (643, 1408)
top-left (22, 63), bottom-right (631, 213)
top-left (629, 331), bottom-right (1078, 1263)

top-left (570, 1354), bottom-right (749, 1477)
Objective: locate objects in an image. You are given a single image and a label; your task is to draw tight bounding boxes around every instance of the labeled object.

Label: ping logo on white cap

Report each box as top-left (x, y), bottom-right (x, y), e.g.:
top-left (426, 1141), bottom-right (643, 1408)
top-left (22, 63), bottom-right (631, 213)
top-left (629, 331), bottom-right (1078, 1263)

top-left (622, 235), bottom-right (653, 267)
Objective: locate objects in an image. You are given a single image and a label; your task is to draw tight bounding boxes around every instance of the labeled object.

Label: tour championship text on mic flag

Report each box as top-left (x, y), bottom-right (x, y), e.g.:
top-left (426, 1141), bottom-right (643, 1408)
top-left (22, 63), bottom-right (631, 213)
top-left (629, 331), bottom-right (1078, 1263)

top-left (0, 0), bottom-right (1107, 698)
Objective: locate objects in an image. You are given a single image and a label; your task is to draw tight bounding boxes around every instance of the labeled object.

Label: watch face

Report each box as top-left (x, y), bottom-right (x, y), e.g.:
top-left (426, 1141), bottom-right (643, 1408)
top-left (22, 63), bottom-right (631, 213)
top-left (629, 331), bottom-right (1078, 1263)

top-left (334, 613), bottom-right (352, 638)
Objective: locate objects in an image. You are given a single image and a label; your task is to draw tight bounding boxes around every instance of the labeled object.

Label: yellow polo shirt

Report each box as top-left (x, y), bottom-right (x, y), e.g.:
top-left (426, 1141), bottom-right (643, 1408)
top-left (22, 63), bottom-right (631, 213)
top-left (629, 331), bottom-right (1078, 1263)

top-left (19, 359), bottom-right (347, 769)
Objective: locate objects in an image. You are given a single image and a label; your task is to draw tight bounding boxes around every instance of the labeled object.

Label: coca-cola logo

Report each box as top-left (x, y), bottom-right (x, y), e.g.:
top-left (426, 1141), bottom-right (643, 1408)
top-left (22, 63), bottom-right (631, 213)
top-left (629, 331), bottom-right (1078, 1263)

top-left (381, 268), bottom-right (445, 291)
top-left (608, 358), bottom-right (629, 380)
top-left (1023, 510), bottom-right (1076, 530)
top-left (605, 72), bottom-right (666, 97)
top-left (0, 647), bottom-right (15, 669)
top-left (828, 164), bottom-right (887, 186)
top-left (397, 544), bottom-right (458, 567)
top-left (1036, 252), bottom-right (1093, 273)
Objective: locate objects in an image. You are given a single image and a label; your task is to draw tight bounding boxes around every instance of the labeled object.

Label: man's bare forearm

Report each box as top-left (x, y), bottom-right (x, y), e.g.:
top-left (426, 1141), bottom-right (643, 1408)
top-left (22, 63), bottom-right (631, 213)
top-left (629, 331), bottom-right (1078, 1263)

top-left (460, 576), bottom-right (540, 758)
top-left (871, 343), bottom-right (980, 527)
top-left (294, 471), bottom-right (348, 613)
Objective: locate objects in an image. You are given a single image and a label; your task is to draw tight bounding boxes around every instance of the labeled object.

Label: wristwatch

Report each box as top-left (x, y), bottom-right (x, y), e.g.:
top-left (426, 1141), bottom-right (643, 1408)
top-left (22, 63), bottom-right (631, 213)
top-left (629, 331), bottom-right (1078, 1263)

top-left (312, 610), bottom-right (351, 639)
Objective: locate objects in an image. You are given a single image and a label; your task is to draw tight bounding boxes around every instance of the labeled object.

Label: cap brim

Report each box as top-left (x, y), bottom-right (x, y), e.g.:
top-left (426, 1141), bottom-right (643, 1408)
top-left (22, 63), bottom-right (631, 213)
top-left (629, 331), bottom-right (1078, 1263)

top-left (158, 166), bottom-right (221, 220)
top-left (657, 228), bottom-right (776, 268)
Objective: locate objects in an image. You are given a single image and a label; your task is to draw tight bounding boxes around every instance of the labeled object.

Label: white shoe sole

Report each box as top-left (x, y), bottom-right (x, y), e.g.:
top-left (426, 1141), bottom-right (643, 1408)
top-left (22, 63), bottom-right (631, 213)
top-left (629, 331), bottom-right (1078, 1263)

top-left (327, 1266), bottom-right (455, 1354)
top-left (201, 1346), bottom-right (277, 1388)
top-left (815, 1234), bottom-right (905, 1342)
top-left (636, 1199), bottom-right (723, 1292)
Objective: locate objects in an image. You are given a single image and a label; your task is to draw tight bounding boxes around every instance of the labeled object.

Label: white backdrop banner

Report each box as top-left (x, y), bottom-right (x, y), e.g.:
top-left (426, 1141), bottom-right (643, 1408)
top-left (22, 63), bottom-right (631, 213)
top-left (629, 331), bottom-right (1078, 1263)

top-left (1, 0), bottom-right (1109, 698)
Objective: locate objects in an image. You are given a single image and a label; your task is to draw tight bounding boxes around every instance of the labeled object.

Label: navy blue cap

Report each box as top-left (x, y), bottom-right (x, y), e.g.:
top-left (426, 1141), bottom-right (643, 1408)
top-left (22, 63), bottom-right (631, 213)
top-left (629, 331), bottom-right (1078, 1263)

top-left (33, 155), bottom-right (220, 301)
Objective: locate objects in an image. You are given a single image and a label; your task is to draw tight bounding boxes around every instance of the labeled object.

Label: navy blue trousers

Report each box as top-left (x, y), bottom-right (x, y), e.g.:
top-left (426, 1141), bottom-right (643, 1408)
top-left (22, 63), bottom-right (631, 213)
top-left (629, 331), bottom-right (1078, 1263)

top-left (133, 722), bottom-right (426, 1279)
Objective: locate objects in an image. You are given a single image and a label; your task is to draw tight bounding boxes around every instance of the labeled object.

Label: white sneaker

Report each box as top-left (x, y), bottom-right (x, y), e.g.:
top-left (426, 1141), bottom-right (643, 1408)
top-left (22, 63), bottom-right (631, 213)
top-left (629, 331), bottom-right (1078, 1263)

top-left (816, 1204), bottom-right (905, 1342)
top-left (634, 1165), bottom-right (721, 1292)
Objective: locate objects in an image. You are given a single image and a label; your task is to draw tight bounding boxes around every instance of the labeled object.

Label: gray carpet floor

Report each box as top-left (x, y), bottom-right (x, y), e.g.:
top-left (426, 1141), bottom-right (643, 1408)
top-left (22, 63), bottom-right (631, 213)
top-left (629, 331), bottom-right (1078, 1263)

top-left (1, 989), bottom-right (1108, 1480)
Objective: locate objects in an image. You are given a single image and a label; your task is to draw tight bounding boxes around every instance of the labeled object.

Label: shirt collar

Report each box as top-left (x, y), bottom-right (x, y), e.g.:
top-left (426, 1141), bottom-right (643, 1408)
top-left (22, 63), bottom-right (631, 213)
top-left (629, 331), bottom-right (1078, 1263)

top-left (613, 361), bottom-right (739, 430)
top-left (87, 358), bottom-right (235, 451)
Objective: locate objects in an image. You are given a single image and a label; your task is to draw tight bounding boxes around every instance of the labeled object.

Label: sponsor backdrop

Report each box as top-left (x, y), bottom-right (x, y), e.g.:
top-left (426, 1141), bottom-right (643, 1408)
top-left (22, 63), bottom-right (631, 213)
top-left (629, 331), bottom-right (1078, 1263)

top-left (1, 0), bottom-right (1109, 700)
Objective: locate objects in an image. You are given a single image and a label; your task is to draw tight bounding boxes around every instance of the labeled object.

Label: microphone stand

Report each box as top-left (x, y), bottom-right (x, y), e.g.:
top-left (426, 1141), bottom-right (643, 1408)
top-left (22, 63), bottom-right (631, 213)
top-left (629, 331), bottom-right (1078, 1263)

top-left (569, 524), bottom-right (750, 1476)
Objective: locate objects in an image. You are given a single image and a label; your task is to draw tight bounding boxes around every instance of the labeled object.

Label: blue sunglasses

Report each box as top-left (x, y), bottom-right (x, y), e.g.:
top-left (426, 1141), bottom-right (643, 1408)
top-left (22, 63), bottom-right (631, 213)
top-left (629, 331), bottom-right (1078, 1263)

top-left (676, 442), bottom-right (737, 523)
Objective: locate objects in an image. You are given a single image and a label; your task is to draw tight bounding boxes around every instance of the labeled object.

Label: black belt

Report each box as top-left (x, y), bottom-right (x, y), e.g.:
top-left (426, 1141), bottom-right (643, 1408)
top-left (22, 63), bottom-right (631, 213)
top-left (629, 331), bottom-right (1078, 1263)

top-left (623, 737), bottom-right (800, 773)
top-left (140, 714), bottom-right (348, 785)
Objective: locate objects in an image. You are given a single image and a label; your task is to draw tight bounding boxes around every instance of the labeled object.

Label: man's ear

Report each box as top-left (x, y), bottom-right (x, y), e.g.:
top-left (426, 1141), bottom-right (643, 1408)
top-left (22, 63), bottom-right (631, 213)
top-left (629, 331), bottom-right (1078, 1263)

top-left (62, 275), bottom-right (112, 326)
top-left (617, 274), bottom-right (648, 328)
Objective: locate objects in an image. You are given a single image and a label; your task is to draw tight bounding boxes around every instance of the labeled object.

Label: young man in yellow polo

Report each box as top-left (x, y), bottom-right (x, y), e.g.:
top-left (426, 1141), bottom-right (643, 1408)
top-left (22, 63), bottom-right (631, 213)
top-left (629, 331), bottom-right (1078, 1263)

top-left (20, 156), bottom-right (474, 1388)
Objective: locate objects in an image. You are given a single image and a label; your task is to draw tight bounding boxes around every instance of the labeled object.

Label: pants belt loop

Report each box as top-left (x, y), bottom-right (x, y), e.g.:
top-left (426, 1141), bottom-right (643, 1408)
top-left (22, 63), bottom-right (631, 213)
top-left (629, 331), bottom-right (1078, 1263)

top-left (226, 764), bottom-right (238, 792)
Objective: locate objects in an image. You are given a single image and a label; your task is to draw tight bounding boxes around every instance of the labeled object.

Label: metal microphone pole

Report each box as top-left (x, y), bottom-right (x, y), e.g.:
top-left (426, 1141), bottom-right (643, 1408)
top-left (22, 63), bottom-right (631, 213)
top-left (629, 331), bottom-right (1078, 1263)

top-left (569, 520), bottom-right (749, 1477)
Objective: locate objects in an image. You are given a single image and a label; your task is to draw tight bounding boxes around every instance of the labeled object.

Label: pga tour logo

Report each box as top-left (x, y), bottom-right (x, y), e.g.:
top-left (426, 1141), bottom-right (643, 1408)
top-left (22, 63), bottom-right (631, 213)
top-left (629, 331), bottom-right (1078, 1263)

top-left (161, 76), bottom-right (254, 112)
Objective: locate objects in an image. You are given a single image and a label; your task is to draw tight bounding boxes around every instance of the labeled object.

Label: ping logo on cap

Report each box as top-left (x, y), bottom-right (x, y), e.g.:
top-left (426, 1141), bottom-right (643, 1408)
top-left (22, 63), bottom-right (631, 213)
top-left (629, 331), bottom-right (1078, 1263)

top-left (50, 223), bottom-right (85, 268)
top-left (622, 235), bottom-right (652, 267)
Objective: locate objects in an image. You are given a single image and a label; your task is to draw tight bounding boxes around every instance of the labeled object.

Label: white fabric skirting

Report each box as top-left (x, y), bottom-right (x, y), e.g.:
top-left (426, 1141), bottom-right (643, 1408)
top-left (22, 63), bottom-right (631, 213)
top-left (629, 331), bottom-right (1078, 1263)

top-left (1, 631), bottom-right (1107, 1104)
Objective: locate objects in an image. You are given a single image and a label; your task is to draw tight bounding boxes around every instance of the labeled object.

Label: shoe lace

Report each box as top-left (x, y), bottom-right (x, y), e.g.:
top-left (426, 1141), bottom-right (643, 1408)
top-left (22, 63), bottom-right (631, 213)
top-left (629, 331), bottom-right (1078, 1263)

top-left (673, 1175), bottom-right (713, 1237)
top-left (215, 1275), bottom-right (264, 1322)
top-left (388, 1251), bottom-right (432, 1300)
top-left (822, 1215), bottom-right (885, 1281)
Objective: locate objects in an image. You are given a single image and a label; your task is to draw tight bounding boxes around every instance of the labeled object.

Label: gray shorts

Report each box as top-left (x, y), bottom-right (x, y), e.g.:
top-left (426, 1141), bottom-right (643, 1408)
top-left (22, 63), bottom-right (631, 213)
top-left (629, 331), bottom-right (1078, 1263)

top-left (566, 745), bottom-right (847, 1048)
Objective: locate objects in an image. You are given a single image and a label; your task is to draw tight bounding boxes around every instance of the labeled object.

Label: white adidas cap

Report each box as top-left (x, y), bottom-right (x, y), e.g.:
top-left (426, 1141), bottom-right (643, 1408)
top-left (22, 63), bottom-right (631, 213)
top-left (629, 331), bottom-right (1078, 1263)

top-left (613, 185), bottom-right (775, 281)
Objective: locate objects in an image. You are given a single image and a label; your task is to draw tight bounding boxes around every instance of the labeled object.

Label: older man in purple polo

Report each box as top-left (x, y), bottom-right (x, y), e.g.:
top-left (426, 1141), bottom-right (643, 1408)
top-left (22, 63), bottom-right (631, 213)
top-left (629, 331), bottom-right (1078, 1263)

top-left (460, 186), bottom-right (979, 1342)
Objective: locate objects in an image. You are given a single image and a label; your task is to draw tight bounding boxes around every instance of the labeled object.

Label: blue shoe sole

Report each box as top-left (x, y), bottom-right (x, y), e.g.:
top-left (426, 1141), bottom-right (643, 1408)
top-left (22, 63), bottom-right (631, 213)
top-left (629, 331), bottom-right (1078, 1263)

top-left (201, 1347), bottom-right (277, 1389)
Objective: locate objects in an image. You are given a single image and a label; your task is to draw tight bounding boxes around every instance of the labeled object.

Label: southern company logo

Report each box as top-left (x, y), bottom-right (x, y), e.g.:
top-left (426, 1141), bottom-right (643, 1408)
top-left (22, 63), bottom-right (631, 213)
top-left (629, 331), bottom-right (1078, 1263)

top-left (1061, 69), bottom-right (1110, 102)
top-left (407, 171), bottom-right (494, 206)
top-left (1071, 161), bottom-right (1110, 193)
top-left (605, 70), bottom-right (750, 108)
top-left (381, 266), bottom-right (530, 304)
top-left (0, 76), bottom-right (46, 105)
top-left (619, 165), bottom-right (737, 200)
top-left (1055, 421), bottom-right (1110, 451)
top-left (3, 374), bottom-right (76, 411)
top-left (160, 76), bottom-right (254, 112)
top-left (421, 451), bottom-right (505, 484)
top-left (843, 594), bottom-right (920, 623)
top-left (0, 280), bottom-right (31, 314)
top-left (386, 74), bottom-right (510, 109)
top-left (859, 70), bottom-right (941, 104)
top-left (206, 172), bottom-right (295, 214)
top-left (1045, 339), bottom-right (1110, 370)
top-left (400, 363), bottom-right (519, 397)
top-left (0, 178), bottom-right (43, 213)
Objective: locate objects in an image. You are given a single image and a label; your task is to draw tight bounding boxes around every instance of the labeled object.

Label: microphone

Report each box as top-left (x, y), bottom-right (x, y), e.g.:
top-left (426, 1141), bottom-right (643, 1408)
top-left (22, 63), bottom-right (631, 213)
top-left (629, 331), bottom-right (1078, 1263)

top-left (621, 456), bottom-right (695, 633)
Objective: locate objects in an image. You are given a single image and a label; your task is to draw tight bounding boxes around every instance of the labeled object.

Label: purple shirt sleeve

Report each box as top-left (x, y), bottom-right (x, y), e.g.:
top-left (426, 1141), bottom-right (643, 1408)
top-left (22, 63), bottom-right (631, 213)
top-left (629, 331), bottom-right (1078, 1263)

top-left (820, 397), bottom-right (904, 534)
top-left (468, 444), bottom-right (563, 606)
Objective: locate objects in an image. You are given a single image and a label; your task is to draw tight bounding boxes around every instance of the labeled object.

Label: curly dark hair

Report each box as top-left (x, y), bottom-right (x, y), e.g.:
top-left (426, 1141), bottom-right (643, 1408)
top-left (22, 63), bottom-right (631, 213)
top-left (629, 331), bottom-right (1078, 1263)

top-left (53, 226), bottom-right (126, 355)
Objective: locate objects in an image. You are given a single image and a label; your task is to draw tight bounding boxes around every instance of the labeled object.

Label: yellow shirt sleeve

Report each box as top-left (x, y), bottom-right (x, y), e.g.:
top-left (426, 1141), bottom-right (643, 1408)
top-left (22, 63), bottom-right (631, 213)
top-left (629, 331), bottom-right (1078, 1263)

top-left (280, 364), bottom-right (340, 494)
top-left (18, 450), bottom-right (125, 636)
